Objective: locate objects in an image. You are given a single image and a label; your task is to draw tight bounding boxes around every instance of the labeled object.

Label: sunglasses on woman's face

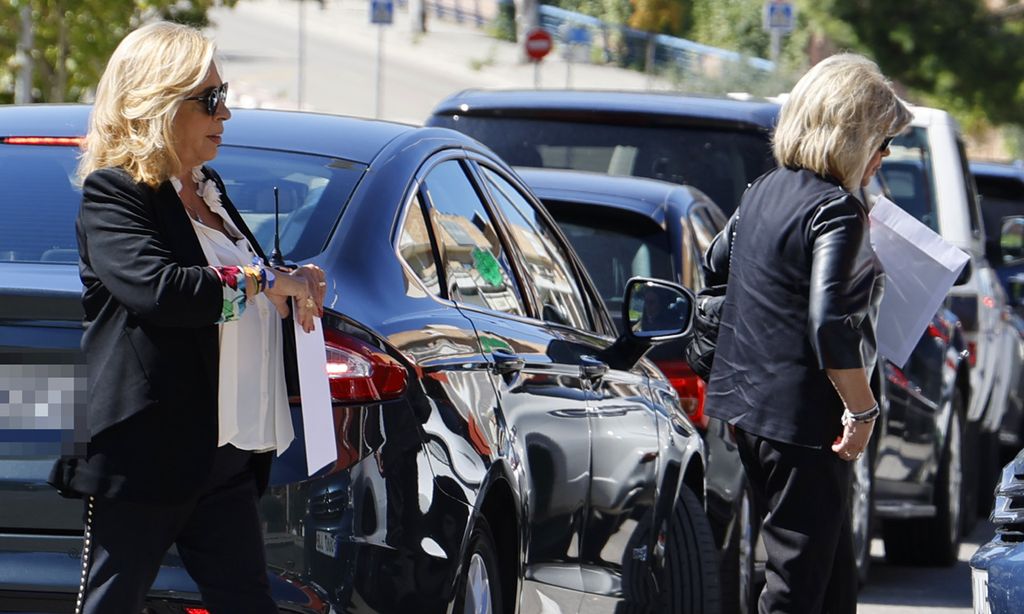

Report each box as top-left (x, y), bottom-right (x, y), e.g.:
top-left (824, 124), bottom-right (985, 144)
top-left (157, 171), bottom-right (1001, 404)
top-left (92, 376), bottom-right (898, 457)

top-left (184, 82), bottom-right (228, 116)
top-left (879, 135), bottom-right (895, 152)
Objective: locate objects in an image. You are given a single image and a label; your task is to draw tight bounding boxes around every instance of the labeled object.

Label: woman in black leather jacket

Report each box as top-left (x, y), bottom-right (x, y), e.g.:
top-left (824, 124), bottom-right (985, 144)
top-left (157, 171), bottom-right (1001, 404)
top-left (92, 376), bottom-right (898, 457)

top-left (703, 54), bottom-right (912, 613)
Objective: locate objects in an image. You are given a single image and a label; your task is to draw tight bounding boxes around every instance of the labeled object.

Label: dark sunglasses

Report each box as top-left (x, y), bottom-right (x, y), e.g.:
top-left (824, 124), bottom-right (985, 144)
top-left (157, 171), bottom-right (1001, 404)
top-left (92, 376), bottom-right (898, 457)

top-left (184, 82), bottom-right (228, 116)
top-left (879, 135), bottom-right (895, 152)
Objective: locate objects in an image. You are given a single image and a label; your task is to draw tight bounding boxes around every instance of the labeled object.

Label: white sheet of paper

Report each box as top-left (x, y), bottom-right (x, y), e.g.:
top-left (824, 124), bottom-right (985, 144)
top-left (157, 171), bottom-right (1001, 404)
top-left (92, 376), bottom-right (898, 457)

top-left (293, 315), bottom-right (337, 476)
top-left (869, 196), bottom-right (970, 367)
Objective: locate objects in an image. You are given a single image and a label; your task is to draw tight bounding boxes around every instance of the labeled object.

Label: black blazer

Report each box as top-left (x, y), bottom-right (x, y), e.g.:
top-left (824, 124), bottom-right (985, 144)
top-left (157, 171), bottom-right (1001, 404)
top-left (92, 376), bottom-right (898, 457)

top-left (50, 166), bottom-right (274, 503)
top-left (702, 167), bottom-right (883, 448)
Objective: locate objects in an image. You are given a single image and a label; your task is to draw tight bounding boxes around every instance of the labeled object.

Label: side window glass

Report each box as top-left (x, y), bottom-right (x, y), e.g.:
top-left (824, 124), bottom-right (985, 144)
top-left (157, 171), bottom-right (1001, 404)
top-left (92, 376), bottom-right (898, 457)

top-left (397, 193), bottom-right (441, 296)
top-left (480, 167), bottom-right (593, 331)
top-left (422, 160), bottom-right (526, 316)
top-left (688, 205), bottom-right (725, 289)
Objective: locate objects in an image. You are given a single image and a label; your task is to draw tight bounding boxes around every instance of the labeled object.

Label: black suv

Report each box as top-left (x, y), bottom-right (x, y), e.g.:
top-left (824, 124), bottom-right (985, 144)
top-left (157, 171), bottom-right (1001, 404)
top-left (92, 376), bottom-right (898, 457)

top-left (428, 89), bottom-right (973, 572)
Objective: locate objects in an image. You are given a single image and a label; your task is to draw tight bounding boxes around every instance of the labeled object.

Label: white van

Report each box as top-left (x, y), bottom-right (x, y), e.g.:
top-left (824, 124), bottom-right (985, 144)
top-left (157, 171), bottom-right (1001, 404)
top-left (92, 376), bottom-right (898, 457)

top-left (880, 104), bottom-right (1016, 520)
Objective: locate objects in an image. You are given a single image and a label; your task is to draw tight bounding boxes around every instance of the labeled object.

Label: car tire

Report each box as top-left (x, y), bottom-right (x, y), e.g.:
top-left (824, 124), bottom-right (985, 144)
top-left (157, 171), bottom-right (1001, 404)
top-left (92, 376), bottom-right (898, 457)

top-left (849, 445), bottom-right (874, 586)
top-left (665, 485), bottom-right (722, 614)
top-left (453, 517), bottom-right (503, 614)
top-left (882, 404), bottom-right (964, 567)
top-left (720, 481), bottom-right (757, 614)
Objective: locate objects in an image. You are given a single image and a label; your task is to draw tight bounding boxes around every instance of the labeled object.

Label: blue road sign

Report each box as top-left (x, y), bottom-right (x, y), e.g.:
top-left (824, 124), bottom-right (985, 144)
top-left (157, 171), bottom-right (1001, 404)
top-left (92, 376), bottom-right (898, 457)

top-left (763, 0), bottom-right (795, 33)
top-left (371, 0), bottom-right (394, 24)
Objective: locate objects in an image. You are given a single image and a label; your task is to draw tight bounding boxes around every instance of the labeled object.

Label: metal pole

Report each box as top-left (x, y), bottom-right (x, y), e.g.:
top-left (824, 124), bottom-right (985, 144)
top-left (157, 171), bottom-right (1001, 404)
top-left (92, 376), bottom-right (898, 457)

top-left (770, 28), bottom-right (781, 67)
top-left (15, 5), bottom-right (33, 104)
top-left (375, 25), bottom-right (384, 118)
top-left (298, 0), bottom-right (306, 109)
top-left (533, 60), bottom-right (540, 88)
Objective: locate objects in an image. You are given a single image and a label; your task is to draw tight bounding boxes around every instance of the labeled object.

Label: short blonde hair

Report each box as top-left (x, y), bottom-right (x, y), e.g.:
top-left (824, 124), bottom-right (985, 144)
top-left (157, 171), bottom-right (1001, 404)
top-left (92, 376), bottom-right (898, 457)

top-left (78, 22), bottom-right (216, 187)
top-left (772, 53), bottom-right (912, 192)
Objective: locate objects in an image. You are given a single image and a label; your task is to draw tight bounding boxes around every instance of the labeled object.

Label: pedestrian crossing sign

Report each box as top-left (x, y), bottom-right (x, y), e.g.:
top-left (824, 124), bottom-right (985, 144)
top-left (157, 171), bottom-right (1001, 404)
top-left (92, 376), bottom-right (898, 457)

top-left (371, 0), bottom-right (393, 24)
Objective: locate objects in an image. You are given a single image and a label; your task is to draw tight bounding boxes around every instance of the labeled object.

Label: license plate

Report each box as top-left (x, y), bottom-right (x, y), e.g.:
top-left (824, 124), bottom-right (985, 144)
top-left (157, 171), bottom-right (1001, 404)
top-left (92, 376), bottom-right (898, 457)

top-left (971, 568), bottom-right (990, 614)
top-left (315, 530), bottom-right (336, 558)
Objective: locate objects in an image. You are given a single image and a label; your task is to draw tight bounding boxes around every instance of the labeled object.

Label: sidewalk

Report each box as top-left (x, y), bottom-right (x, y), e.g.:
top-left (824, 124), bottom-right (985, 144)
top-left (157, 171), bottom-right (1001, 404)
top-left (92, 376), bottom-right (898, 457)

top-left (207, 0), bottom-right (673, 123)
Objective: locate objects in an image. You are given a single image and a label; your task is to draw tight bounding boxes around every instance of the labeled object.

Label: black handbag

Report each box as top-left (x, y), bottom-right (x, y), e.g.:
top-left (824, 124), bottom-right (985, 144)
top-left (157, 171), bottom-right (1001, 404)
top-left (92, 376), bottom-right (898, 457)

top-left (683, 284), bottom-right (726, 382)
top-left (683, 210), bottom-right (739, 382)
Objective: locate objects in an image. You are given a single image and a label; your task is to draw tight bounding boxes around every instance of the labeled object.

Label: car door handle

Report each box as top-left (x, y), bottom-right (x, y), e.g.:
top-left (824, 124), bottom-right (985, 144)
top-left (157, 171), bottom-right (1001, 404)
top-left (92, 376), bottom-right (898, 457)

top-left (491, 349), bottom-right (525, 375)
top-left (580, 355), bottom-right (609, 380)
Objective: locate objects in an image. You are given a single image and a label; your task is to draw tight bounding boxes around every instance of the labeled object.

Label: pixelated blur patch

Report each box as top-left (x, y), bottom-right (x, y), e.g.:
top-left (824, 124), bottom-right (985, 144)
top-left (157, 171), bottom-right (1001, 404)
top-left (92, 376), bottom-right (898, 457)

top-left (0, 364), bottom-right (87, 457)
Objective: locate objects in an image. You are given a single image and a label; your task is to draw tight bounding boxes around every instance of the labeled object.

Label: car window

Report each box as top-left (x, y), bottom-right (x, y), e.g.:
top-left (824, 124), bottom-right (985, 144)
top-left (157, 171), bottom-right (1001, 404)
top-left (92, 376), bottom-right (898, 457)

top-left (880, 127), bottom-right (940, 232)
top-left (688, 205), bottom-right (725, 289)
top-left (430, 116), bottom-right (774, 215)
top-left (975, 174), bottom-right (1024, 244)
top-left (421, 160), bottom-right (526, 316)
top-left (0, 144), bottom-right (81, 263)
top-left (479, 167), bottom-right (593, 331)
top-left (397, 193), bottom-right (442, 296)
top-left (0, 143), bottom-right (366, 264)
top-left (546, 202), bottom-right (672, 334)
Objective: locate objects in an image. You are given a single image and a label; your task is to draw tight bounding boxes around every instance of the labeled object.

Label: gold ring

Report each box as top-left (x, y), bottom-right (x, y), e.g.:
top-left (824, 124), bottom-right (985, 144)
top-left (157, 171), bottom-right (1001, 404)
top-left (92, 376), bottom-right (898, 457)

top-left (318, 281), bottom-right (326, 287)
top-left (305, 298), bottom-right (315, 308)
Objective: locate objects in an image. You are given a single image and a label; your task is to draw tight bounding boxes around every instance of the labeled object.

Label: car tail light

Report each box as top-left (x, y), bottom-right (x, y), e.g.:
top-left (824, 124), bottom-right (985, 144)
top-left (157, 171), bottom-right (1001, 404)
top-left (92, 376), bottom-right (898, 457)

top-left (656, 359), bottom-right (708, 429)
top-left (967, 341), bottom-right (978, 367)
top-left (323, 328), bottom-right (408, 403)
top-left (184, 608), bottom-right (210, 614)
top-left (926, 322), bottom-right (949, 344)
top-left (1, 136), bottom-right (83, 146)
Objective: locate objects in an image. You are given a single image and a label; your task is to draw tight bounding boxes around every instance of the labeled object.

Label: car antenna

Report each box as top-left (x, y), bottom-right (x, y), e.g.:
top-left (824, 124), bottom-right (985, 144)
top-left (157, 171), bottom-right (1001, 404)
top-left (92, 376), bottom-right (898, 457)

top-left (269, 186), bottom-right (285, 267)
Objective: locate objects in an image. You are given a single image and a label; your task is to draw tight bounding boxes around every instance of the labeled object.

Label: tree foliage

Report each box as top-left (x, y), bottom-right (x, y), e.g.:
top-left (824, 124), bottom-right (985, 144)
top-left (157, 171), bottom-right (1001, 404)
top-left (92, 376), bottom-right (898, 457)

top-left (627, 0), bottom-right (688, 35)
top-left (1, 0), bottom-right (236, 104)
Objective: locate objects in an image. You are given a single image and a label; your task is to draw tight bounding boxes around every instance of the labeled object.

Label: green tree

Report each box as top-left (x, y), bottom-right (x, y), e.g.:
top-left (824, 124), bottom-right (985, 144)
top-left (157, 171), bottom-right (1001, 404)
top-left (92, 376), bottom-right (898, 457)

top-left (1, 0), bottom-right (237, 104)
top-left (627, 0), bottom-right (688, 36)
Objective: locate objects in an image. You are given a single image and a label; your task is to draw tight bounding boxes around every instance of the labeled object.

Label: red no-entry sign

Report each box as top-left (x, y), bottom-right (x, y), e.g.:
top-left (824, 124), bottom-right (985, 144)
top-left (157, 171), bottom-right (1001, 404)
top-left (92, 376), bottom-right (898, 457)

top-left (524, 27), bottom-right (553, 61)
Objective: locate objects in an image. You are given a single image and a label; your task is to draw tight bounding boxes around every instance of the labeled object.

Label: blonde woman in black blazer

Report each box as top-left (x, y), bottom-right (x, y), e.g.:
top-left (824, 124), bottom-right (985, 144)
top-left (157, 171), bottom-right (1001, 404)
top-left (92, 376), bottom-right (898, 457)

top-left (49, 22), bottom-right (325, 614)
top-left (703, 54), bottom-right (912, 614)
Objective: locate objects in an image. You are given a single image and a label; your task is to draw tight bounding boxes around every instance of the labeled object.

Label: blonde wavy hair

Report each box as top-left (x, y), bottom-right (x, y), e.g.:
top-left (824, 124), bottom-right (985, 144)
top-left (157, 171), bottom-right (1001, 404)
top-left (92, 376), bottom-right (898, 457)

top-left (772, 53), bottom-right (912, 192)
top-left (78, 22), bottom-right (216, 187)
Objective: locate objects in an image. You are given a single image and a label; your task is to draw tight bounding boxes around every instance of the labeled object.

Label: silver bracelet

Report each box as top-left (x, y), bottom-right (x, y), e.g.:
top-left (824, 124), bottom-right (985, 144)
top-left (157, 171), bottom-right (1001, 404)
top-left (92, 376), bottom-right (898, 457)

top-left (841, 403), bottom-right (879, 426)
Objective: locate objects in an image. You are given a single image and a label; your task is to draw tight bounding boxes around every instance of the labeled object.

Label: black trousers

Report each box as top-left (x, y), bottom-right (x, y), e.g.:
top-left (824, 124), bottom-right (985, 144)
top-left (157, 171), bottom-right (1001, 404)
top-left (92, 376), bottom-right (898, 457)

top-left (76, 445), bottom-right (278, 614)
top-left (735, 428), bottom-right (857, 614)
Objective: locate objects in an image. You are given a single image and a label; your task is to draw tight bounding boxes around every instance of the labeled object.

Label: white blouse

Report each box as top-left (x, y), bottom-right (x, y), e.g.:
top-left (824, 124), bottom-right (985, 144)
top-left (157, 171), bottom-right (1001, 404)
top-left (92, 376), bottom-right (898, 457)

top-left (171, 168), bottom-right (294, 455)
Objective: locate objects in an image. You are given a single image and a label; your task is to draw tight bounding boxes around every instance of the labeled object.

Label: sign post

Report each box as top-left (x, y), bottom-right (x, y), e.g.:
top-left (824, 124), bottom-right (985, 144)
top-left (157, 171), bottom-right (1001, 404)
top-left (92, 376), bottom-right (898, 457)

top-left (560, 24), bottom-right (591, 88)
top-left (762, 0), bottom-right (795, 66)
top-left (371, 0), bottom-right (394, 118)
top-left (524, 27), bottom-right (553, 88)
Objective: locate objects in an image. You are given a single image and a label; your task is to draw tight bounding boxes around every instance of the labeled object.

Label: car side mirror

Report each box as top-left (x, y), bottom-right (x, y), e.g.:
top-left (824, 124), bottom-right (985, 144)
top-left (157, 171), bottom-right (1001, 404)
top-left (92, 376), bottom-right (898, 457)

top-left (1000, 216), bottom-right (1024, 264)
top-left (624, 277), bottom-right (694, 340)
top-left (954, 259), bottom-right (972, 287)
top-left (598, 277), bottom-right (695, 371)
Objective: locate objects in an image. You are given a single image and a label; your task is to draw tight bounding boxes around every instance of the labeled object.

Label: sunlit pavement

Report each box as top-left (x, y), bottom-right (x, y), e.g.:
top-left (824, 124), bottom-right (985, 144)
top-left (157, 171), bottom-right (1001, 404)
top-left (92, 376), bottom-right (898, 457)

top-left (856, 521), bottom-right (993, 613)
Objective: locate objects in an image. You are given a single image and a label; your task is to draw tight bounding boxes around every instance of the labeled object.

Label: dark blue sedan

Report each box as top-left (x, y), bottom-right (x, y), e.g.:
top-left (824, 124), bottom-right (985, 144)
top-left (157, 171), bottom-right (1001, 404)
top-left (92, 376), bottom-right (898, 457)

top-left (0, 104), bottom-right (721, 613)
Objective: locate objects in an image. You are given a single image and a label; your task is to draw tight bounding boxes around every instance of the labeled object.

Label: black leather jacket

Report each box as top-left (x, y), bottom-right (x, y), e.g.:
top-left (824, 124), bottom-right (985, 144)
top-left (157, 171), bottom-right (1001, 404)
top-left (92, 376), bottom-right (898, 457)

top-left (703, 167), bottom-right (883, 448)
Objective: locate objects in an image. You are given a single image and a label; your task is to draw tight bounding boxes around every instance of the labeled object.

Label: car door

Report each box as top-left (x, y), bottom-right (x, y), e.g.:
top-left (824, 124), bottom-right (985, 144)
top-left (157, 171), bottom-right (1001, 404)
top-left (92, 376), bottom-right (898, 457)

top-left (417, 155), bottom-right (592, 612)
top-left (474, 163), bottom-right (663, 609)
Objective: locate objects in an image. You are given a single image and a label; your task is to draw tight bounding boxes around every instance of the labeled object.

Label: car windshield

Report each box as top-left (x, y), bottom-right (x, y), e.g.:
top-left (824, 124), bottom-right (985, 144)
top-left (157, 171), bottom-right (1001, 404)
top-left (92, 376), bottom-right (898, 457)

top-left (543, 201), bottom-right (672, 330)
top-left (432, 116), bottom-right (774, 214)
top-left (880, 127), bottom-right (940, 233)
top-left (0, 143), bottom-right (365, 264)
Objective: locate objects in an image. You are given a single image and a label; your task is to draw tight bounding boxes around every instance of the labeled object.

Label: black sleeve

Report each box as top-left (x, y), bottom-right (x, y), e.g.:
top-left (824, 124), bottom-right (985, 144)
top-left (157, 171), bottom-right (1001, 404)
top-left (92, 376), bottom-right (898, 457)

top-left (806, 195), bottom-right (870, 369)
top-left (703, 211), bottom-right (737, 287)
top-left (78, 168), bottom-right (224, 327)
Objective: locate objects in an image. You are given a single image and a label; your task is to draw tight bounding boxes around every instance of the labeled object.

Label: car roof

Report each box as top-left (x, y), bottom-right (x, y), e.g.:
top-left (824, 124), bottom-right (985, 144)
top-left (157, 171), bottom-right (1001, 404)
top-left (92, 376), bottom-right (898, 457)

top-left (0, 104), bottom-right (418, 165)
top-left (431, 89), bottom-right (780, 131)
top-left (970, 160), bottom-right (1024, 180)
top-left (516, 167), bottom-right (706, 223)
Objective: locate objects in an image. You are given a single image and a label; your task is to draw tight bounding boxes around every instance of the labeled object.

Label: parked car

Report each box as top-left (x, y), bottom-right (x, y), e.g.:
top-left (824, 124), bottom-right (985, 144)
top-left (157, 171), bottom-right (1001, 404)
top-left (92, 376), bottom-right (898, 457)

top-left (879, 108), bottom-right (1017, 523)
top-left (517, 167), bottom-right (759, 613)
top-left (0, 104), bottom-right (722, 613)
top-left (428, 88), bottom-right (973, 569)
top-left (969, 446), bottom-right (1024, 613)
top-left (969, 160), bottom-right (1024, 460)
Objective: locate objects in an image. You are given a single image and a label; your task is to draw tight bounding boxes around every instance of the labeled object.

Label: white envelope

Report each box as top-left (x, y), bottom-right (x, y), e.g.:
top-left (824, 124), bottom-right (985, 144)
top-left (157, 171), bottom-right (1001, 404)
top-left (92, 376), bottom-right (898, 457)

top-left (869, 196), bottom-right (969, 367)
top-left (293, 315), bottom-right (338, 476)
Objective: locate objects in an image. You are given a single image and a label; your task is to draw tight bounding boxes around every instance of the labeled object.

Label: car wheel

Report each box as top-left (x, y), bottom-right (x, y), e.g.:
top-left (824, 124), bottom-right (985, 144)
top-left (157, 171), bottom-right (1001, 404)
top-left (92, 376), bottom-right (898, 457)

top-left (882, 405), bottom-right (964, 566)
top-left (665, 485), bottom-right (722, 614)
top-left (720, 482), bottom-right (757, 614)
top-left (454, 517), bottom-right (503, 614)
top-left (849, 446), bottom-right (874, 586)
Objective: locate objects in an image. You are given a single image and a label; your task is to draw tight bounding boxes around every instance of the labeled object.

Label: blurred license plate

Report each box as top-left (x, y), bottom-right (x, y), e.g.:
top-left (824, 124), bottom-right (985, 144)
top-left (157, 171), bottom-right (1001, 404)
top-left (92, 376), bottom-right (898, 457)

top-left (315, 530), bottom-right (336, 558)
top-left (971, 568), bottom-right (990, 614)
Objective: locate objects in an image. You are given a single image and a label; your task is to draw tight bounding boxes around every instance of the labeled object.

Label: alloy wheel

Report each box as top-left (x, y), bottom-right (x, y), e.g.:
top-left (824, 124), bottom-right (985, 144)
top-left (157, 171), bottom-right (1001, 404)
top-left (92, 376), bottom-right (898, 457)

top-left (464, 552), bottom-right (493, 614)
